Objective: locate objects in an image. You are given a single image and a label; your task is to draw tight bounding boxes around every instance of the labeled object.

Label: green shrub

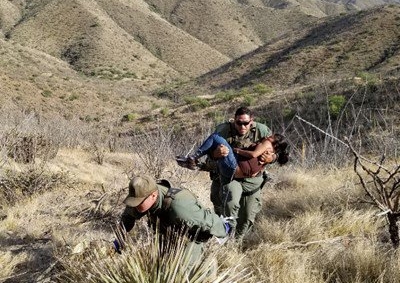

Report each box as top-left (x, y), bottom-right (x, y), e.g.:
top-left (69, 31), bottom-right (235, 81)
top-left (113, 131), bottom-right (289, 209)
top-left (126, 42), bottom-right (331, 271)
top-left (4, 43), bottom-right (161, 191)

top-left (206, 111), bottom-right (226, 124)
top-left (41, 90), bottom-right (52, 97)
top-left (122, 113), bottom-right (136, 122)
top-left (283, 107), bottom-right (295, 119)
top-left (328, 95), bottom-right (346, 118)
top-left (68, 94), bottom-right (79, 101)
top-left (238, 87), bottom-right (250, 96)
top-left (88, 68), bottom-right (137, 80)
top-left (160, 107), bottom-right (169, 116)
top-left (253, 83), bottom-right (272, 95)
top-left (183, 96), bottom-right (210, 111)
top-left (215, 90), bottom-right (238, 102)
top-left (243, 95), bottom-right (255, 106)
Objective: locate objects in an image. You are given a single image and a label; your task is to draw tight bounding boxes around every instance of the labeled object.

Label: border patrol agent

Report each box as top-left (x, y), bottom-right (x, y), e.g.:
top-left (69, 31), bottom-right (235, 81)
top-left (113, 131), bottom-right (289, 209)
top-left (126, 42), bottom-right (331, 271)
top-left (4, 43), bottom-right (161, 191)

top-left (117, 175), bottom-right (230, 266)
top-left (209, 107), bottom-right (271, 239)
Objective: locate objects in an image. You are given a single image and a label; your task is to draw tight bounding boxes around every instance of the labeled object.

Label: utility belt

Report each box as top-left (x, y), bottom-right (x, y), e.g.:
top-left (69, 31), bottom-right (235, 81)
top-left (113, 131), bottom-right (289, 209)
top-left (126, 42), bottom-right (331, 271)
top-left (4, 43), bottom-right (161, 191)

top-left (235, 171), bottom-right (270, 196)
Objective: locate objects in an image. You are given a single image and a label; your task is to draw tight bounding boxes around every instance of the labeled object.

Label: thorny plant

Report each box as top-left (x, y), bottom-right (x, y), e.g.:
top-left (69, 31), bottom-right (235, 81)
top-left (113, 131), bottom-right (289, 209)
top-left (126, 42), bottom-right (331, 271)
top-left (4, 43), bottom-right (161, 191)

top-left (346, 137), bottom-right (400, 248)
top-left (58, 223), bottom-right (253, 283)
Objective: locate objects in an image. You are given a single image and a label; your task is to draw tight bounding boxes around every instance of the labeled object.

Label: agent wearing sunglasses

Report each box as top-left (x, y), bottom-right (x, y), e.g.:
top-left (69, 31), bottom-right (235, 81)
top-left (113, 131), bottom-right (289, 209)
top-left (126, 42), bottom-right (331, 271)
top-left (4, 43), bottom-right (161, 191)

top-left (208, 106), bottom-right (275, 240)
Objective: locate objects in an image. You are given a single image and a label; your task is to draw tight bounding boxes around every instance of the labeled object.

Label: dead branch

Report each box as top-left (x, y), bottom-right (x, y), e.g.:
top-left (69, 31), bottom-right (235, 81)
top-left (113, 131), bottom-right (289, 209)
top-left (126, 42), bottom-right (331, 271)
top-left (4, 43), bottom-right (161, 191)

top-left (269, 236), bottom-right (354, 250)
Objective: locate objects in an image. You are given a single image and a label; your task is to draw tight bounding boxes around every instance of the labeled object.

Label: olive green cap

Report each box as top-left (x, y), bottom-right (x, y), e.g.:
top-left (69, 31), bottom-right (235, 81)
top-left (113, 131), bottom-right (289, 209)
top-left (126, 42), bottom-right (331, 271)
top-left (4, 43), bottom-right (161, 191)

top-left (123, 175), bottom-right (157, 207)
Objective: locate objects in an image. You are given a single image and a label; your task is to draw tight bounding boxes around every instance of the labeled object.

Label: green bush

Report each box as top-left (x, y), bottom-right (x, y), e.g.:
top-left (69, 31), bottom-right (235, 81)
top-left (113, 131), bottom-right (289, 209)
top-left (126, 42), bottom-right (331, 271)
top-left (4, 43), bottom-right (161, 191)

top-left (253, 83), bottom-right (272, 95)
top-left (41, 90), bottom-right (52, 97)
top-left (122, 113), bottom-right (136, 122)
top-left (206, 111), bottom-right (226, 124)
top-left (283, 107), bottom-right (295, 119)
top-left (215, 90), bottom-right (238, 102)
top-left (183, 96), bottom-right (210, 111)
top-left (160, 107), bottom-right (169, 116)
top-left (328, 95), bottom-right (346, 118)
top-left (68, 94), bottom-right (79, 101)
top-left (243, 95), bottom-right (255, 106)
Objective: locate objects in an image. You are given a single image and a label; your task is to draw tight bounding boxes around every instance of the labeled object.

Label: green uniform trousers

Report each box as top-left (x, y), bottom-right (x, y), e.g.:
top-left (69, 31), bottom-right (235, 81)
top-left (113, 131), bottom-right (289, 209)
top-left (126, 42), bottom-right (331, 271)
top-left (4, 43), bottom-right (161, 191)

top-left (211, 176), bottom-right (263, 238)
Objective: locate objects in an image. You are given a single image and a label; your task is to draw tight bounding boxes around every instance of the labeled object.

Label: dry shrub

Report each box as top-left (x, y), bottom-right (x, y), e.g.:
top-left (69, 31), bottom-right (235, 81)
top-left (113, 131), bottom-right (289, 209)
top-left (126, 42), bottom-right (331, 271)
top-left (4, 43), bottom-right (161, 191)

top-left (247, 245), bottom-right (325, 283)
top-left (0, 102), bottom-right (100, 157)
top-left (4, 131), bottom-right (59, 164)
top-left (252, 209), bottom-right (381, 246)
top-left (246, 213), bottom-right (395, 283)
top-left (129, 123), bottom-right (212, 179)
top-left (0, 166), bottom-right (72, 206)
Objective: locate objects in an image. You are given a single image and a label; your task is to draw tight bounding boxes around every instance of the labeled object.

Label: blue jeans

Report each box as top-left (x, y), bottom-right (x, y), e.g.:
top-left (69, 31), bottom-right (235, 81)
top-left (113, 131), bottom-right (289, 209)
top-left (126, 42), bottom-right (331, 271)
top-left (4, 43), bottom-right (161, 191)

top-left (196, 133), bottom-right (237, 181)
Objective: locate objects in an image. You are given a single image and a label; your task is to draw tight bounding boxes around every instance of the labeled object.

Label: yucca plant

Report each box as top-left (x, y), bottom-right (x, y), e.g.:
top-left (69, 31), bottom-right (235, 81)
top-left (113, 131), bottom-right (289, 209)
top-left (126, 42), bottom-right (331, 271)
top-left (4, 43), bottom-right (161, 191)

top-left (58, 224), bottom-right (252, 283)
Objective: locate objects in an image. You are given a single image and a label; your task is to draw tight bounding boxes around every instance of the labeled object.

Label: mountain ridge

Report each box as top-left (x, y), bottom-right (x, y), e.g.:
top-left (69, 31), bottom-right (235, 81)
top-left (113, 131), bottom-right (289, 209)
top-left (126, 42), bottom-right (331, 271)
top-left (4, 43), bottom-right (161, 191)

top-left (1, 1), bottom-right (399, 127)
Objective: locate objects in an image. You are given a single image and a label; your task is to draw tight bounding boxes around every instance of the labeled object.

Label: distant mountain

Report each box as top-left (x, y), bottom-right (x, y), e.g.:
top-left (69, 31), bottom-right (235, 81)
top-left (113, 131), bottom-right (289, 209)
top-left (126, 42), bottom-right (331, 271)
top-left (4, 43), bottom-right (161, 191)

top-left (2, 0), bottom-right (399, 80)
top-left (181, 4), bottom-right (400, 94)
top-left (0, 0), bottom-right (399, 123)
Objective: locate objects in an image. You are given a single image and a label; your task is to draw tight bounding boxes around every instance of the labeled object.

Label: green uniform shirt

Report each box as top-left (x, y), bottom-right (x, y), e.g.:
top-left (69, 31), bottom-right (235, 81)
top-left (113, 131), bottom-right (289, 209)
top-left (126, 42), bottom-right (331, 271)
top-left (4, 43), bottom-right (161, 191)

top-left (215, 120), bottom-right (271, 148)
top-left (120, 184), bottom-right (227, 240)
top-left (213, 120), bottom-right (271, 179)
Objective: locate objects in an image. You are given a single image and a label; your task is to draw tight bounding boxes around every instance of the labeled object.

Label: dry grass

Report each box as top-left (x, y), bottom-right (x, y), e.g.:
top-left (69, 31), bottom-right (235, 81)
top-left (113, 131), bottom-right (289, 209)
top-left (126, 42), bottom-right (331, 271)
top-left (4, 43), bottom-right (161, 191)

top-left (0, 251), bottom-right (29, 282)
top-left (1, 2), bottom-right (399, 282)
top-left (1, 143), bottom-right (399, 282)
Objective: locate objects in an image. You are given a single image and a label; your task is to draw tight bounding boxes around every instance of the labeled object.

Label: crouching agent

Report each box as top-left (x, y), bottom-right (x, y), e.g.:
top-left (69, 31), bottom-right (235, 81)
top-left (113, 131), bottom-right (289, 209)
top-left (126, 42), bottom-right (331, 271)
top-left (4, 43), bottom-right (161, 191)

top-left (113, 175), bottom-right (231, 267)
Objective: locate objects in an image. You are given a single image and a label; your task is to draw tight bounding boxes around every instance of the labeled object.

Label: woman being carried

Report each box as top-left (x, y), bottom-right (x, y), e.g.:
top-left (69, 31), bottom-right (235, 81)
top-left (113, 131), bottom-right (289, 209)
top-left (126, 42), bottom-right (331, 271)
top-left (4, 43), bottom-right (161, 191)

top-left (177, 133), bottom-right (289, 182)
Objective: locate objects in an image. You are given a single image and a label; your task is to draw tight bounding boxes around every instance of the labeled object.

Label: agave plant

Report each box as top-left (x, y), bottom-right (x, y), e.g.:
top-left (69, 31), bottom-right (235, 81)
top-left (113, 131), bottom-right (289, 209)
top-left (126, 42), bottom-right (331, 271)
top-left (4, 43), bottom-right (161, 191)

top-left (58, 223), bottom-right (252, 283)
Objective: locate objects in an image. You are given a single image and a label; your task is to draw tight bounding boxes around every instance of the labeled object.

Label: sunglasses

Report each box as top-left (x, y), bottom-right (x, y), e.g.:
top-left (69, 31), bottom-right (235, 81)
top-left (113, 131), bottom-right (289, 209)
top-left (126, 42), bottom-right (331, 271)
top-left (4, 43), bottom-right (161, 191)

top-left (235, 120), bottom-right (251, 126)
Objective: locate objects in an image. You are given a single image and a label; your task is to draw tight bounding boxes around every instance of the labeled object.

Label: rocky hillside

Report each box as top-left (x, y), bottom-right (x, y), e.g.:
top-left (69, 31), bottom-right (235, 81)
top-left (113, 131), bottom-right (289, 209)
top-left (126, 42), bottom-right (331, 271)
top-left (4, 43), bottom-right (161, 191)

top-left (0, 0), bottom-right (399, 125)
top-left (189, 4), bottom-right (400, 93)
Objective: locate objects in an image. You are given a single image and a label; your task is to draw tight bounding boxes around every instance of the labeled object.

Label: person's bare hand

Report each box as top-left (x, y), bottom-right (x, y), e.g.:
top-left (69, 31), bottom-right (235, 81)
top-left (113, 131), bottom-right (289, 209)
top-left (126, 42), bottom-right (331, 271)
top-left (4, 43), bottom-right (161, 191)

top-left (213, 144), bottom-right (229, 158)
top-left (258, 151), bottom-right (275, 165)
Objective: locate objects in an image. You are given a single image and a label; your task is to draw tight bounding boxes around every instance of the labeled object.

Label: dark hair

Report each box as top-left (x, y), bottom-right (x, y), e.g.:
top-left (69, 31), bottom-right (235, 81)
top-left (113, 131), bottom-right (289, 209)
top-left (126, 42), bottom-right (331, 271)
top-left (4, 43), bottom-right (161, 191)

top-left (235, 106), bottom-right (253, 118)
top-left (270, 133), bottom-right (289, 165)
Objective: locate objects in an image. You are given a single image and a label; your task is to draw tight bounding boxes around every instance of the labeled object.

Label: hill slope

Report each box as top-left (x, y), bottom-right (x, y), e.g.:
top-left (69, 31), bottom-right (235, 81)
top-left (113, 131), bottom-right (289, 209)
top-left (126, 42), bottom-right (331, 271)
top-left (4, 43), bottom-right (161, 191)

top-left (0, 1), bottom-right (399, 126)
top-left (181, 4), bottom-right (400, 94)
top-left (2, 0), bottom-right (399, 81)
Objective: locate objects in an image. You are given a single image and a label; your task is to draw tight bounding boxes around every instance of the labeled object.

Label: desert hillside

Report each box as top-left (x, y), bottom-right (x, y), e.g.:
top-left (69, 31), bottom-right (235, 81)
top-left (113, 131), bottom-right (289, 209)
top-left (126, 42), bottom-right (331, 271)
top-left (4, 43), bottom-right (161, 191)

top-left (184, 4), bottom-right (400, 92)
top-left (1, 1), bottom-right (400, 283)
top-left (0, 2), bottom-right (399, 131)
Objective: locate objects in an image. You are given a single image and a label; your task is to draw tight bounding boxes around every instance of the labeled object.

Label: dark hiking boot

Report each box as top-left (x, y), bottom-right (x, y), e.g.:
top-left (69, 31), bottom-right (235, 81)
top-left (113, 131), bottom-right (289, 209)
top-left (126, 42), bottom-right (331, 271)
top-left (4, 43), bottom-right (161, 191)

top-left (176, 155), bottom-right (198, 170)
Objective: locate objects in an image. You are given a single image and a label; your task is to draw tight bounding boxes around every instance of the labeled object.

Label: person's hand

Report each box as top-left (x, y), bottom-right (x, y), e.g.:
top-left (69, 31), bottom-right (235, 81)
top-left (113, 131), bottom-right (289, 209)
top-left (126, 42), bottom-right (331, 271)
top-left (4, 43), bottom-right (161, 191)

top-left (258, 151), bottom-right (276, 165)
top-left (212, 144), bottom-right (229, 159)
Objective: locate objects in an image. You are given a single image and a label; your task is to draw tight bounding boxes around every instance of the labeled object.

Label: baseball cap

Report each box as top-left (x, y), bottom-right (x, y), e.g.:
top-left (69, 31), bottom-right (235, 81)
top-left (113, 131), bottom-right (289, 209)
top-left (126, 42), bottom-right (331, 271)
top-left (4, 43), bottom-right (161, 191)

top-left (123, 175), bottom-right (158, 207)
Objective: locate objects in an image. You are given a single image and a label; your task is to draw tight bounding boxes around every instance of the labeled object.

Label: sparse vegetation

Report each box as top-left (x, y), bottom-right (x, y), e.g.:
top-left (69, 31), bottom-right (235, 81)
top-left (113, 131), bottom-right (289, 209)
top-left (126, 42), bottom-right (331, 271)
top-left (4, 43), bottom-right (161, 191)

top-left (122, 113), bottom-right (136, 122)
top-left (215, 90), bottom-right (239, 102)
top-left (252, 83), bottom-right (273, 95)
top-left (1, 2), bottom-right (400, 282)
top-left (88, 68), bottom-right (137, 80)
top-left (0, 166), bottom-right (72, 206)
top-left (183, 96), bottom-right (211, 111)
